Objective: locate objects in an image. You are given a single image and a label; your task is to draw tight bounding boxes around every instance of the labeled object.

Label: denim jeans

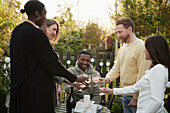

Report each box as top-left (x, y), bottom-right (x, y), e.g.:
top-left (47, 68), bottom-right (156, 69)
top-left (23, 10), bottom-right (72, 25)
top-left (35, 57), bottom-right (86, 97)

top-left (122, 96), bottom-right (137, 113)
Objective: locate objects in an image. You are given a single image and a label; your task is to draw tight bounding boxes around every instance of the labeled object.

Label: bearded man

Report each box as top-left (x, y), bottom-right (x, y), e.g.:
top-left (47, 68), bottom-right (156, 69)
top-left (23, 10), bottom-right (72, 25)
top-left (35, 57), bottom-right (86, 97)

top-left (100, 17), bottom-right (151, 113)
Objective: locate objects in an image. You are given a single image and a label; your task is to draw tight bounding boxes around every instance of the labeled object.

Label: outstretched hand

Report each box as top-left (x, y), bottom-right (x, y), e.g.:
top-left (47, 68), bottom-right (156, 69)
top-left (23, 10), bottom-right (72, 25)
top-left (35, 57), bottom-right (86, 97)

top-left (98, 77), bottom-right (110, 84)
top-left (70, 82), bottom-right (84, 89)
top-left (100, 88), bottom-right (113, 95)
top-left (76, 76), bottom-right (88, 84)
top-left (70, 82), bottom-right (90, 90)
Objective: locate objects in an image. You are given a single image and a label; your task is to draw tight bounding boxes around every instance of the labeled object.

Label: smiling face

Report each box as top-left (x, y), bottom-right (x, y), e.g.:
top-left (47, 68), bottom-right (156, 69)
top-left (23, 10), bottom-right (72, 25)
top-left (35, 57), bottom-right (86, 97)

top-left (45, 24), bottom-right (58, 40)
top-left (78, 54), bottom-right (91, 72)
top-left (116, 24), bottom-right (130, 43)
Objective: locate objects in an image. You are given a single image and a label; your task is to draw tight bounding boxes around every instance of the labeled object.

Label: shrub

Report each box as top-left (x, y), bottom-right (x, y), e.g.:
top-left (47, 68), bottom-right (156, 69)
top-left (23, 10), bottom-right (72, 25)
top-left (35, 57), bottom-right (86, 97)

top-left (0, 56), bottom-right (11, 113)
top-left (111, 101), bottom-right (123, 113)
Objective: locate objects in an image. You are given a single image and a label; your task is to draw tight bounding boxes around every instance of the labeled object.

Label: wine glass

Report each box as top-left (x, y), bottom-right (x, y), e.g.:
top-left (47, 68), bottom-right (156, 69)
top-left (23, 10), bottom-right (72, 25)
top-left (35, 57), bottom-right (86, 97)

top-left (99, 79), bottom-right (105, 95)
top-left (93, 76), bottom-right (100, 86)
top-left (78, 74), bottom-right (91, 92)
top-left (78, 84), bottom-right (86, 92)
top-left (83, 74), bottom-right (91, 84)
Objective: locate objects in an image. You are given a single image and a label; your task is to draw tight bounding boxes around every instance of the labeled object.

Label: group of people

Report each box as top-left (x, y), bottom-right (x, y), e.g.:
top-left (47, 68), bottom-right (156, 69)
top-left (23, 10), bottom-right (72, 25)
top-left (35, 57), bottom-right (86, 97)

top-left (100, 17), bottom-right (170, 113)
top-left (9, 1), bottom-right (87, 113)
top-left (9, 0), bottom-right (169, 113)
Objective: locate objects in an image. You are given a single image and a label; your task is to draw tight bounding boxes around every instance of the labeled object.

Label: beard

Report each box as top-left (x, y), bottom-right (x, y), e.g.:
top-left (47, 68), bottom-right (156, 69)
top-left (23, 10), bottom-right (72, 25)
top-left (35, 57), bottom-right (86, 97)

top-left (120, 33), bottom-right (130, 43)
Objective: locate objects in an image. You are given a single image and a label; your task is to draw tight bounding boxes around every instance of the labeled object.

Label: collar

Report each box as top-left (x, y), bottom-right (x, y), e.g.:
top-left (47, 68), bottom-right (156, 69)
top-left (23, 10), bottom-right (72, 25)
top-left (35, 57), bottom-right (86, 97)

top-left (133, 38), bottom-right (138, 43)
top-left (25, 20), bottom-right (39, 28)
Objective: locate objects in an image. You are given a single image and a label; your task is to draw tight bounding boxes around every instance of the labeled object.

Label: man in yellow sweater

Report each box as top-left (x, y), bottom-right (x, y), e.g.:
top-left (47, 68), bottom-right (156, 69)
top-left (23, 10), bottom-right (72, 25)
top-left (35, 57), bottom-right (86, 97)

top-left (101, 17), bottom-right (151, 113)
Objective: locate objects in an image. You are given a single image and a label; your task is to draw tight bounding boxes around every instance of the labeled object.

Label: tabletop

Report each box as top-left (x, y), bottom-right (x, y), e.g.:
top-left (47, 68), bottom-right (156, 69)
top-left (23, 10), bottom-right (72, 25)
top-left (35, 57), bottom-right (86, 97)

top-left (55, 102), bottom-right (110, 113)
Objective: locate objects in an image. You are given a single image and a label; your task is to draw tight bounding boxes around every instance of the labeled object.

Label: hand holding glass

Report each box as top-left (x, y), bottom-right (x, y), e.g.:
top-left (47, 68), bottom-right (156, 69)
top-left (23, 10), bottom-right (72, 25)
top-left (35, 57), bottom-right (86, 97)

top-left (71, 82), bottom-right (85, 90)
top-left (83, 74), bottom-right (91, 84)
top-left (78, 74), bottom-right (91, 91)
top-left (93, 76), bottom-right (99, 86)
top-left (78, 83), bottom-right (86, 91)
top-left (100, 88), bottom-right (113, 95)
top-left (99, 79), bottom-right (105, 95)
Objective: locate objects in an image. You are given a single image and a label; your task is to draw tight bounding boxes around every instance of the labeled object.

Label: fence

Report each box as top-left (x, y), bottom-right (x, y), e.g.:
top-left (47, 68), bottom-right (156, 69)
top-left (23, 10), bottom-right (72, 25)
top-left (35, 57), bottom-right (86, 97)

top-left (58, 51), bottom-right (170, 112)
top-left (58, 51), bottom-right (120, 85)
top-left (58, 51), bottom-right (120, 103)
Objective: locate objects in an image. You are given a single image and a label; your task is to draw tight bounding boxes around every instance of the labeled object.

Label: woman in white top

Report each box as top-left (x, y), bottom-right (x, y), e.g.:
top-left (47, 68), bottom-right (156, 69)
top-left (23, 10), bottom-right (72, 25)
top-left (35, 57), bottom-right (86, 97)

top-left (102, 35), bottom-right (170, 113)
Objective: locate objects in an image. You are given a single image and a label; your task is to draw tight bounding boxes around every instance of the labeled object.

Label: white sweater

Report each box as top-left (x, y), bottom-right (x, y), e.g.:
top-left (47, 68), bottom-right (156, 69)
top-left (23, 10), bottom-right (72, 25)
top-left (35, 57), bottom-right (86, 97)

top-left (113, 64), bottom-right (168, 113)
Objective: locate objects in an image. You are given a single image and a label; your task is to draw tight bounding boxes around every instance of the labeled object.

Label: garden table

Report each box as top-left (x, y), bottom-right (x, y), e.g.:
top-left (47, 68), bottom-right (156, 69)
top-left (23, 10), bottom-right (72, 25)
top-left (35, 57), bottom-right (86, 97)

top-left (55, 102), bottom-right (110, 113)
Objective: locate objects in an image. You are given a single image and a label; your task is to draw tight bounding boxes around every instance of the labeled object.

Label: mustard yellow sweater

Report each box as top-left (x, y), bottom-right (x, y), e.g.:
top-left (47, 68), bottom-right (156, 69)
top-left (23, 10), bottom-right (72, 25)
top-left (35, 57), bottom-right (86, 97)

top-left (106, 39), bottom-right (151, 99)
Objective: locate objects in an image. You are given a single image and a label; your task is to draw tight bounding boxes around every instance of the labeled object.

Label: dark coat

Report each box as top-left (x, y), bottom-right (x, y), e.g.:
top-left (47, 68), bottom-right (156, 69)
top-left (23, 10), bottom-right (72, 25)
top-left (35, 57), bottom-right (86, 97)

top-left (9, 22), bottom-right (77, 113)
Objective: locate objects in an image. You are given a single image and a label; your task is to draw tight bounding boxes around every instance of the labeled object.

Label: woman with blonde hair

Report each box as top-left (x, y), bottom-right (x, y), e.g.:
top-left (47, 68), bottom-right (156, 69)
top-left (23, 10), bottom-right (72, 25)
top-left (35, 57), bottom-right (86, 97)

top-left (41, 19), bottom-right (60, 44)
top-left (41, 19), bottom-right (63, 106)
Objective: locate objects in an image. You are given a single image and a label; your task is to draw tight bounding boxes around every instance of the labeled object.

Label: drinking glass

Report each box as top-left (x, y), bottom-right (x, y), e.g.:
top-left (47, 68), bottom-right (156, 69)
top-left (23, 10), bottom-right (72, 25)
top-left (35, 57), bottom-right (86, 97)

top-left (99, 79), bottom-right (105, 95)
top-left (93, 76), bottom-right (100, 86)
top-left (78, 84), bottom-right (86, 91)
top-left (78, 74), bottom-right (91, 92)
top-left (83, 74), bottom-right (91, 84)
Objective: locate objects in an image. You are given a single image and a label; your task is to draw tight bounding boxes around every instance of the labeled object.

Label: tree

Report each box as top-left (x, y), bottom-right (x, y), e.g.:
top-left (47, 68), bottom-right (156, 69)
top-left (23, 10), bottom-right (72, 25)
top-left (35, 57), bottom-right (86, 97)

top-left (82, 21), bottom-right (106, 54)
top-left (0, 0), bottom-right (22, 59)
top-left (0, 0), bottom-right (22, 88)
top-left (53, 6), bottom-right (84, 54)
top-left (0, 0), bottom-right (22, 112)
top-left (110, 0), bottom-right (170, 42)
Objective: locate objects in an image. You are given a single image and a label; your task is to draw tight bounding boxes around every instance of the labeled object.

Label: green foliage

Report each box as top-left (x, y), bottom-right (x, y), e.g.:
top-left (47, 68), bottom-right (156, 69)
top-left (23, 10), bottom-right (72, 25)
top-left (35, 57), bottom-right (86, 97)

top-left (0, 0), bottom-right (22, 58)
top-left (52, 5), bottom-right (108, 55)
top-left (0, 0), bottom-right (21, 84)
top-left (0, 57), bottom-right (10, 112)
top-left (0, 0), bottom-right (22, 112)
top-left (0, 58), bottom-right (10, 92)
top-left (53, 6), bottom-right (85, 54)
top-left (110, 101), bottom-right (123, 113)
top-left (82, 21), bottom-right (107, 54)
top-left (60, 83), bottom-right (65, 103)
top-left (110, 0), bottom-right (170, 40)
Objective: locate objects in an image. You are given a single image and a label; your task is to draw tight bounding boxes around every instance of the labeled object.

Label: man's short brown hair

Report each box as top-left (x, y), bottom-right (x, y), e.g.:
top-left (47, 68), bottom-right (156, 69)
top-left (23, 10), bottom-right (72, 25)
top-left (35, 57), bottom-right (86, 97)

top-left (116, 17), bottom-right (135, 32)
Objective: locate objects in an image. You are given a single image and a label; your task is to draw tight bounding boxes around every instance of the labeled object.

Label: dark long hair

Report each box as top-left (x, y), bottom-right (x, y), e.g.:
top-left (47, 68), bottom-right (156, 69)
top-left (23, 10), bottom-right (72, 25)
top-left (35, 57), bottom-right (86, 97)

top-left (145, 35), bottom-right (170, 77)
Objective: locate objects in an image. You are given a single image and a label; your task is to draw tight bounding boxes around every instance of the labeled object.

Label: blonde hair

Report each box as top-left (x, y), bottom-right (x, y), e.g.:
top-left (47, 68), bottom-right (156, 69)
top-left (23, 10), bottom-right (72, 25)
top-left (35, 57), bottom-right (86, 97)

top-left (41, 19), bottom-right (60, 44)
